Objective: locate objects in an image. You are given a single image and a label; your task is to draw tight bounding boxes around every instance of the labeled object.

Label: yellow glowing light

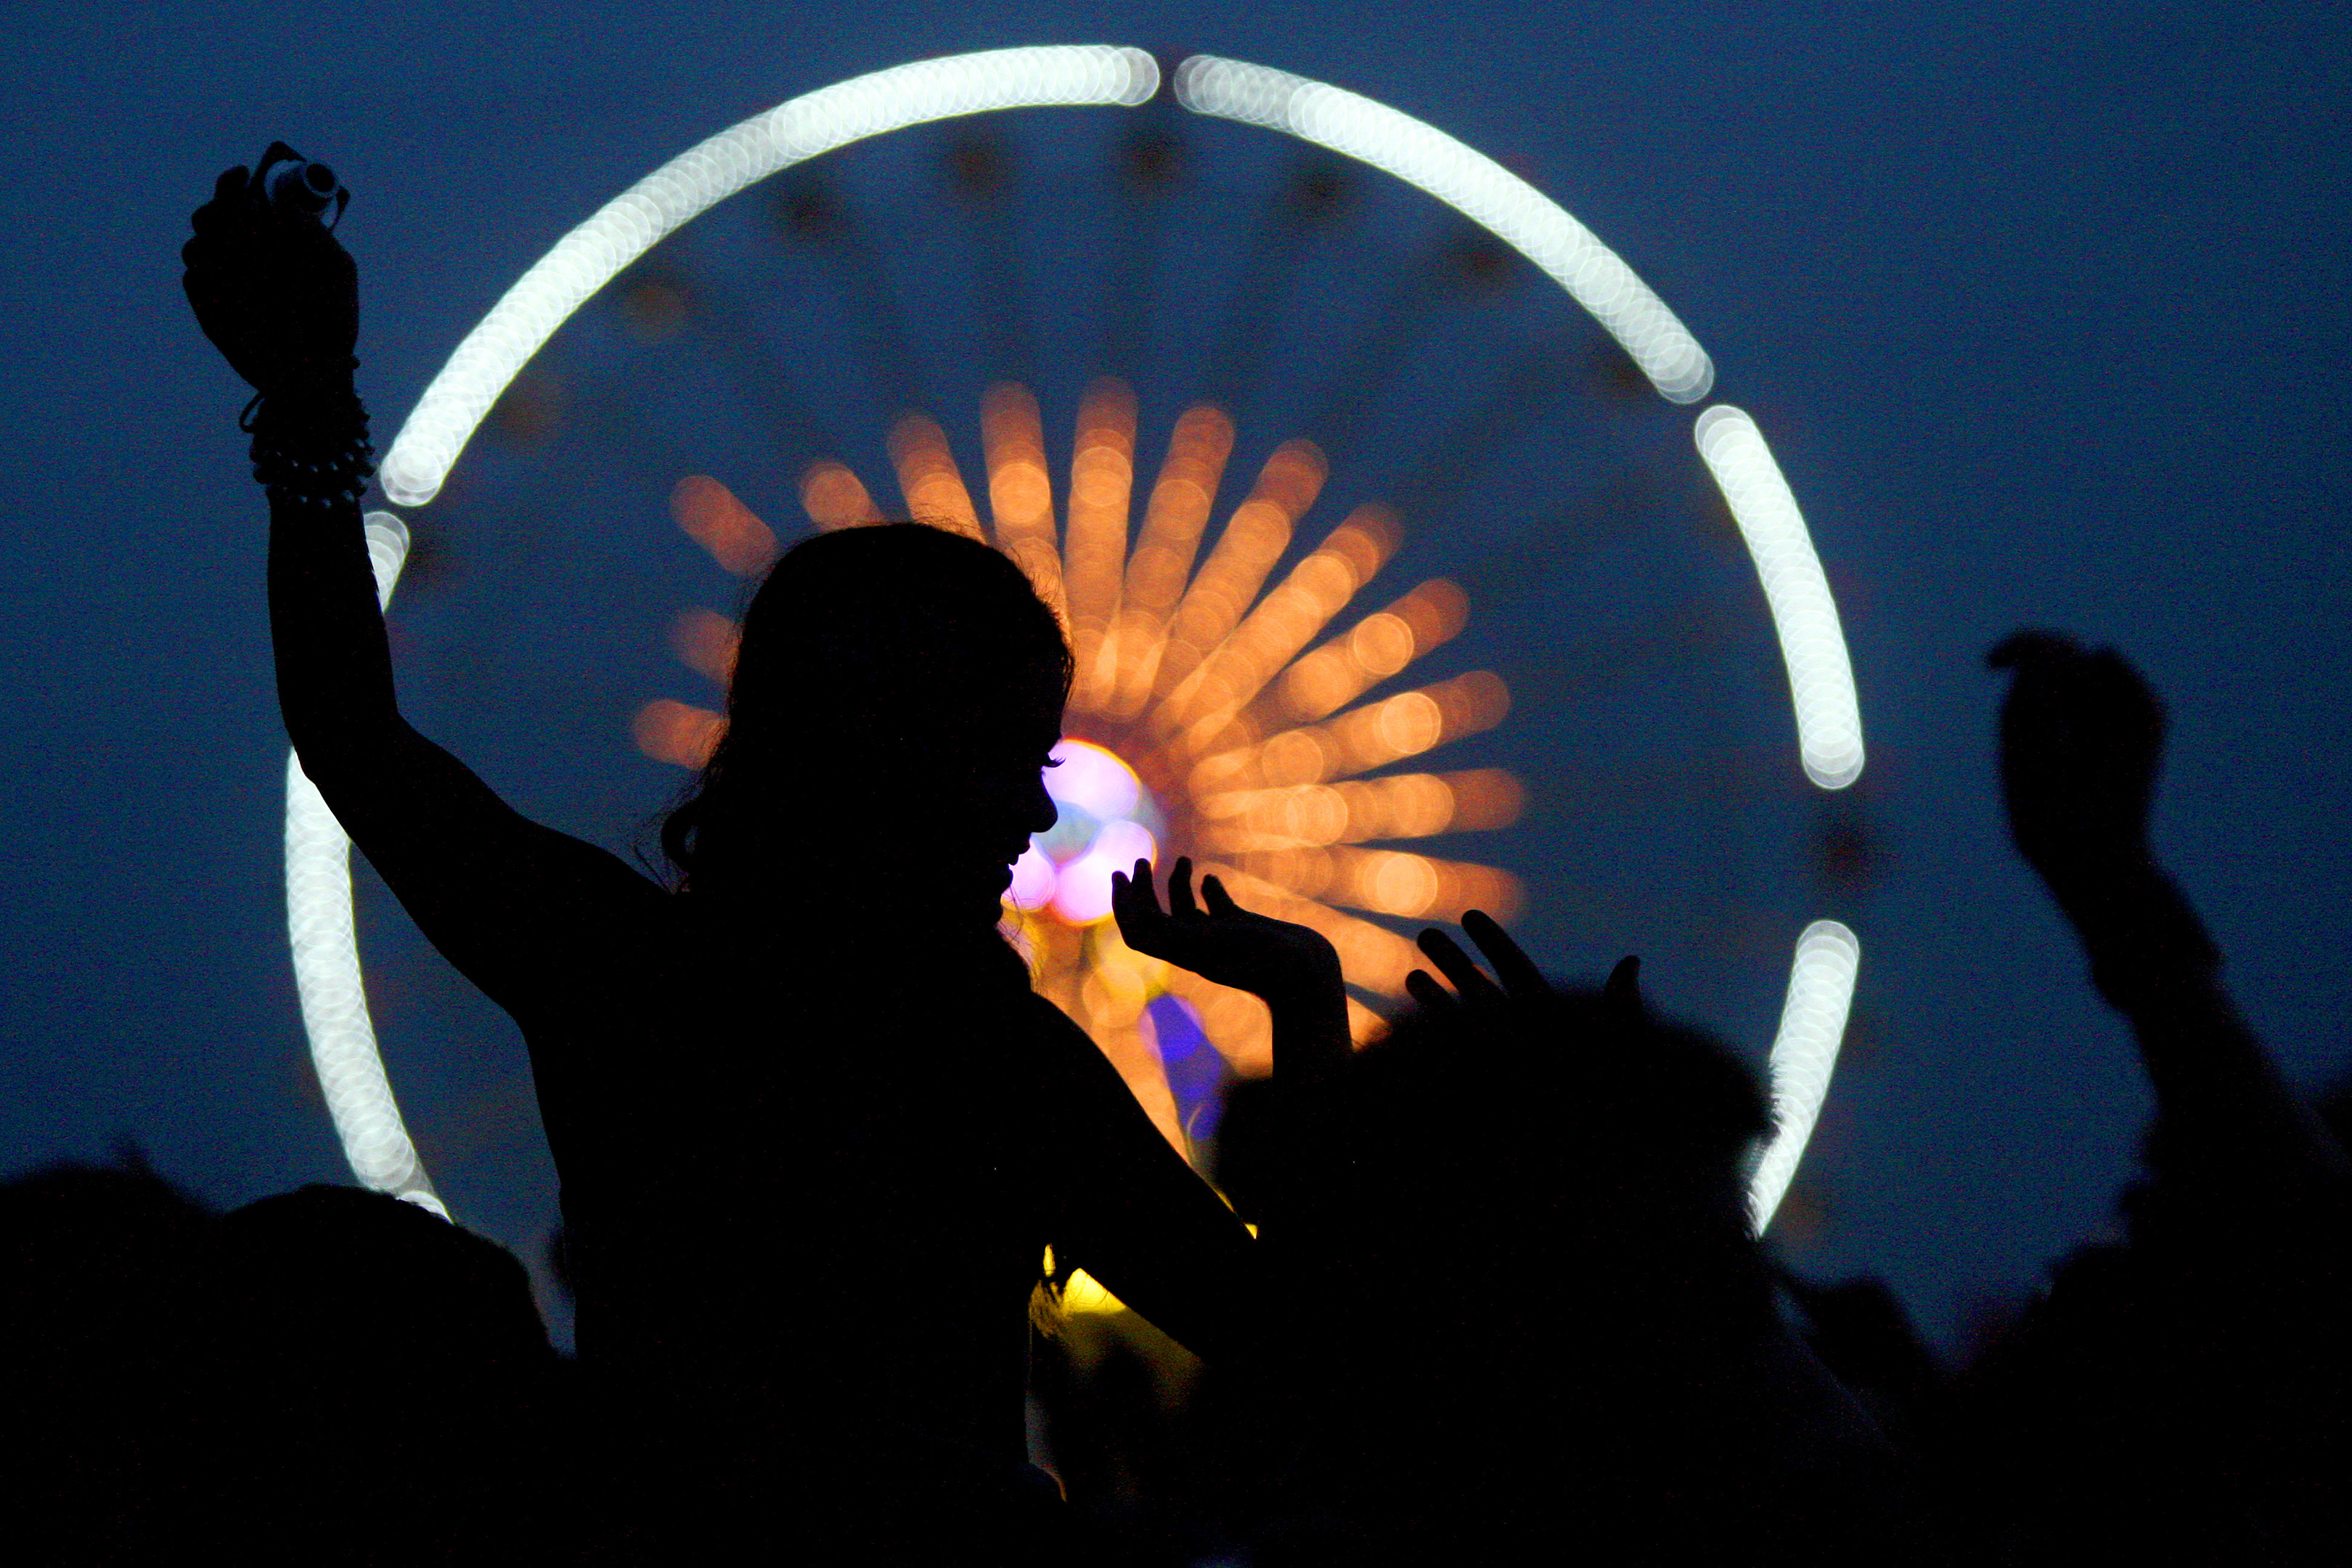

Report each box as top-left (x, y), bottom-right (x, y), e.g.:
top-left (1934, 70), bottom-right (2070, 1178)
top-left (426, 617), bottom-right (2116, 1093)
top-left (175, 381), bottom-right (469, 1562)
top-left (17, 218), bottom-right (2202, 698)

top-left (1042, 1247), bottom-right (1130, 1316)
top-left (671, 475), bottom-right (780, 576)
top-left (634, 698), bottom-right (726, 768)
top-left (887, 414), bottom-right (985, 539)
top-left (669, 608), bottom-right (740, 685)
top-left (800, 459), bottom-right (882, 531)
top-left (1064, 379), bottom-right (1137, 711)
top-left (1106, 404), bottom-right (1236, 719)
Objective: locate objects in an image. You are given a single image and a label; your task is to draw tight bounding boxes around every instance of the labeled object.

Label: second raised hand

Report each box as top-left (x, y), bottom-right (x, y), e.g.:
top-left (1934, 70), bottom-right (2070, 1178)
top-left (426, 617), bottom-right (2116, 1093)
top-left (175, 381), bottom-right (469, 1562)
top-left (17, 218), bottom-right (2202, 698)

top-left (1110, 856), bottom-right (1343, 1010)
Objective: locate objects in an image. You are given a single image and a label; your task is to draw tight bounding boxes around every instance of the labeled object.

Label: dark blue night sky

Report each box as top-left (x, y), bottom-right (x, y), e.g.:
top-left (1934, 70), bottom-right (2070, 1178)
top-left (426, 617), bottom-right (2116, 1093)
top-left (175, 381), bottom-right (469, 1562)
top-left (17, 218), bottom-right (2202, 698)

top-left (3, 0), bottom-right (2346, 1348)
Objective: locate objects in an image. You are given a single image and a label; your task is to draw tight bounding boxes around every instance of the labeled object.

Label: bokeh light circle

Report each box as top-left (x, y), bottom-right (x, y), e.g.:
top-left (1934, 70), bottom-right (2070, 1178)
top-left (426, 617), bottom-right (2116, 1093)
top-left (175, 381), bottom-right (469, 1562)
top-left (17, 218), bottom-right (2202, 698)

top-left (1010, 740), bottom-right (1164, 926)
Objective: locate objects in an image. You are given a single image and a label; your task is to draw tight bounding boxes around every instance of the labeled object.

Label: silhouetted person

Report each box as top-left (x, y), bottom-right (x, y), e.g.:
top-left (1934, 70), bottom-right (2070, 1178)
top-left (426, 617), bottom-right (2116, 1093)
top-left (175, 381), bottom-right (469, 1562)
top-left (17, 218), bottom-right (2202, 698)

top-left (184, 1184), bottom-right (560, 1564)
top-left (0, 1154), bottom-right (216, 1564)
top-left (1114, 878), bottom-right (1918, 1564)
top-left (1950, 632), bottom-right (2352, 1562)
top-left (183, 160), bottom-right (1259, 1560)
top-left (1777, 1269), bottom-right (1950, 1460)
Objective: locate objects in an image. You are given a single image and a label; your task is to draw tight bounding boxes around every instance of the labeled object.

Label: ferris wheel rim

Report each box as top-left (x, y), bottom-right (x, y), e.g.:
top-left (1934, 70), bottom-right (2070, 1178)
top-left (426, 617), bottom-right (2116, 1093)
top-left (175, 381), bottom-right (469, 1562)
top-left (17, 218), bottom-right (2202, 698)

top-left (304, 44), bottom-right (1864, 1230)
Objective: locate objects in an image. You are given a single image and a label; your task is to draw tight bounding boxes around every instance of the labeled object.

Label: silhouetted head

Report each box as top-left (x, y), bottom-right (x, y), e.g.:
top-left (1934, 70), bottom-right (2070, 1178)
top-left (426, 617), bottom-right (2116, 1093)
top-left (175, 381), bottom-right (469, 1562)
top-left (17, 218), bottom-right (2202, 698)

top-left (662, 523), bottom-right (1071, 926)
top-left (191, 1185), bottom-right (555, 1557)
top-left (0, 1156), bottom-right (216, 1560)
top-left (1299, 985), bottom-right (1771, 1336)
top-left (1228, 986), bottom-right (1800, 1561)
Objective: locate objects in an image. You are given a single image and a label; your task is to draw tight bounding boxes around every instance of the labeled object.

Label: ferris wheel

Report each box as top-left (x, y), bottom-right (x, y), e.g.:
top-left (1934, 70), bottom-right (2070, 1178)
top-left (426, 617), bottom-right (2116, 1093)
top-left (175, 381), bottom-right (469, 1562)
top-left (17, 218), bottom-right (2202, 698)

top-left (289, 46), bottom-right (1866, 1238)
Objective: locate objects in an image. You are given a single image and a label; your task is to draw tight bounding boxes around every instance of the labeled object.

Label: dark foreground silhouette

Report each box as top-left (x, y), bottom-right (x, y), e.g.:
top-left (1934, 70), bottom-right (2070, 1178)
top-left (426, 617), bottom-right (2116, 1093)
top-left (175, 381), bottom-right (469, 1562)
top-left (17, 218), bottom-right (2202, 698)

top-left (1932, 634), bottom-right (2352, 1563)
top-left (185, 158), bottom-right (1269, 1560)
top-left (1219, 930), bottom-right (1925, 1566)
top-left (65, 150), bottom-right (2343, 1563)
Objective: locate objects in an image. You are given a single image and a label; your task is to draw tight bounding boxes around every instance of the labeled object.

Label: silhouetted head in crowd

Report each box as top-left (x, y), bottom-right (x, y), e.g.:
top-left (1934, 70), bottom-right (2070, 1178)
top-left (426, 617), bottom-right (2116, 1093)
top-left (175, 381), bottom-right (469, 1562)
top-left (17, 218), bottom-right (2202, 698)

top-left (193, 1184), bottom-right (557, 1560)
top-left (0, 1154), bottom-right (216, 1562)
top-left (660, 523), bottom-right (1070, 929)
top-left (1221, 977), bottom-right (1895, 1564)
top-left (1306, 981), bottom-right (1771, 1365)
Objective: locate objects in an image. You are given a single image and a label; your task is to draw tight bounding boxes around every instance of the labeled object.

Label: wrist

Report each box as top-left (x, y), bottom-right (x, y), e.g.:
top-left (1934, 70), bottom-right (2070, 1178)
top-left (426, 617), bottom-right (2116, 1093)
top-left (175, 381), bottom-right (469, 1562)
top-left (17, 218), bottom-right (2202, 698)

top-left (2035, 842), bottom-right (2158, 922)
top-left (2064, 865), bottom-right (2224, 1007)
top-left (248, 377), bottom-right (374, 510)
top-left (1255, 957), bottom-right (1345, 1012)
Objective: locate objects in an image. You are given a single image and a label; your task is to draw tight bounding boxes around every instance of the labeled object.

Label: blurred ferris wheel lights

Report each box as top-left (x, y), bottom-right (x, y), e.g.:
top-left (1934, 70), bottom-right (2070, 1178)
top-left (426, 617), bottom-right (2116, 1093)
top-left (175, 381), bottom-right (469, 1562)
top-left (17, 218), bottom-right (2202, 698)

top-left (629, 377), bottom-right (1527, 1098)
top-left (634, 698), bottom-right (724, 769)
top-left (667, 607), bottom-right (740, 687)
top-left (886, 412), bottom-right (987, 539)
top-left (1158, 503), bottom-right (1400, 753)
top-left (327, 46), bottom-right (1869, 1206)
top-left (799, 460), bottom-right (885, 531)
top-left (670, 473), bottom-right (779, 576)
top-left (286, 513), bottom-right (444, 1215)
top-left (1103, 404), bottom-right (1238, 720)
top-left (1063, 378), bottom-right (1140, 706)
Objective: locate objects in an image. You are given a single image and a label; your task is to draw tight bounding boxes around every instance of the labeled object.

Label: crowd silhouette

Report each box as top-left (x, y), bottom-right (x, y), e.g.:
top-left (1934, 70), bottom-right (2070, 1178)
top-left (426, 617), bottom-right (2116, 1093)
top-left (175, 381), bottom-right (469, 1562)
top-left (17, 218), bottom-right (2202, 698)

top-left (7, 153), bottom-right (2343, 1562)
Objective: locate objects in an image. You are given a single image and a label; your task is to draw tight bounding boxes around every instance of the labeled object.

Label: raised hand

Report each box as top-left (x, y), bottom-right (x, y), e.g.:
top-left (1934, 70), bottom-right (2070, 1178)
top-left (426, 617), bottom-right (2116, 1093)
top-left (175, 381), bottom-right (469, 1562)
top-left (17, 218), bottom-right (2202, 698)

top-left (1111, 857), bottom-right (1342, 1009)
top-left (182, 148), bottom-right (359, 400)
top-left (1987, 630), bottom-right (2165, 907)
top-left (1407, 910), bottom-right (1641, 1030)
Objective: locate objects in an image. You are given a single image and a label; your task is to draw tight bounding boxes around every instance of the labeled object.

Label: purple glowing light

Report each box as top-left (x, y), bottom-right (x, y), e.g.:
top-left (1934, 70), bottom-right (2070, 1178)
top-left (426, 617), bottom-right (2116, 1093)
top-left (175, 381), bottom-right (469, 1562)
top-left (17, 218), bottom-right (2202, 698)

top-left (1045, 740), bottom-right (1142, 821)
top-left (1008, 844), bottom-right (1058, 910)
top-left (1010, 740), bottom-right (1161, 926)
top-left (1050, 820), bottom-right (1158, 925)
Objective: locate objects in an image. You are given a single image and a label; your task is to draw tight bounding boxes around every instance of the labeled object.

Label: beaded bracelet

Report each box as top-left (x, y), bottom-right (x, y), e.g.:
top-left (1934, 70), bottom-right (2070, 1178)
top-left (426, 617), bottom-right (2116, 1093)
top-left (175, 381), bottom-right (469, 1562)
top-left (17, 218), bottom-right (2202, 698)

top-left (244, 384), bottom-right (377, 510)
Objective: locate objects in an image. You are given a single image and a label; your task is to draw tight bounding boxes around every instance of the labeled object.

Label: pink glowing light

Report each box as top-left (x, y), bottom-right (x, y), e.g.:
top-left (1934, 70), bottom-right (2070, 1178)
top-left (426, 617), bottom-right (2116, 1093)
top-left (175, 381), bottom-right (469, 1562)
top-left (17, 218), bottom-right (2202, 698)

top-left (1046, 740), bottom-right (1142, 820)
top-left (1050, 820), bottom-right (1159, 925)
top-left (1011, 741), bottom-right (1163, 927)
top-left (1008, 844), bottom-right (1057, 910)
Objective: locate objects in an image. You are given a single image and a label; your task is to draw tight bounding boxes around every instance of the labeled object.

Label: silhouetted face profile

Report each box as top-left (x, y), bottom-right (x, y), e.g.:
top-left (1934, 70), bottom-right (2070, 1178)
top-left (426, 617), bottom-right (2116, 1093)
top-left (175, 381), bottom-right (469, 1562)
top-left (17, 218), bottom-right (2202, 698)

top-left (663, 523), bottom-right (1071, 929)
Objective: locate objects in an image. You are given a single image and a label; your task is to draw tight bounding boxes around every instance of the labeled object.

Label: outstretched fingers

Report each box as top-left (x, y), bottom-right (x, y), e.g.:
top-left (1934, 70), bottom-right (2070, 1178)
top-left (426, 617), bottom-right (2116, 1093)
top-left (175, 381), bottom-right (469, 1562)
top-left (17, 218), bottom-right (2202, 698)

top-left (1404, 968), bottom-right (1459, 1014)
top-left (1601, 955), bottom-right (1643, 1024)
top-left (1461, 910), bottom-right (1548, 1001)
top-left (1110, 858), bottom-right (1165, 948)
top-left (1416, 928), bottom-right (1507, 1008)
top-left (1199, 873), bottom-right (1242, 919)
top-left (1166, 855), bottom-right (1200, 919)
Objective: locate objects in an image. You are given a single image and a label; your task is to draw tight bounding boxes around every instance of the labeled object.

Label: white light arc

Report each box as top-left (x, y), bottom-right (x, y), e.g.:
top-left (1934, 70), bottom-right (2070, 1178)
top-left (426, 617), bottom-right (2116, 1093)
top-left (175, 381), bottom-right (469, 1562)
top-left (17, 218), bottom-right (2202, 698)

top-left (1747, 920), bottom-right (1861, 1233)
top-left (304, 46), bottom-right (1870, 1211)
top-left (285, 512), bottom-right (446, 1217)
top-left (1694, 405), bottom-right (1865, 790)
top-left (1173, 54), bottom-right (1714, 405)
top-left (378, 45), bottom-right (1161, 507)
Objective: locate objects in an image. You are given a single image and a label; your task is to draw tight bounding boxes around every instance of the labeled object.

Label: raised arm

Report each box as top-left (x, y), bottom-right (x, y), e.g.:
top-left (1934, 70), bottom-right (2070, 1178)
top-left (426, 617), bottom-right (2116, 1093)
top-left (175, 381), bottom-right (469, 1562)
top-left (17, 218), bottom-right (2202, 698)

top-left (1029, 997), bottom-right (1269, 1367)
top-left (184, 157), bottom-right (660, 1013)
top-left (1988, 631), bottom-right (2340, 1185)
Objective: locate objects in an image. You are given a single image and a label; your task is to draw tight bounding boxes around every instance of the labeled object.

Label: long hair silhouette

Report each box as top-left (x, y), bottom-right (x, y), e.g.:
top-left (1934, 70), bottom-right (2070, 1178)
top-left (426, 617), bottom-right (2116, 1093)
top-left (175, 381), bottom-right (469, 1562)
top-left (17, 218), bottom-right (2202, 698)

top-left (662, 523), bottom-right (1072, 931)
